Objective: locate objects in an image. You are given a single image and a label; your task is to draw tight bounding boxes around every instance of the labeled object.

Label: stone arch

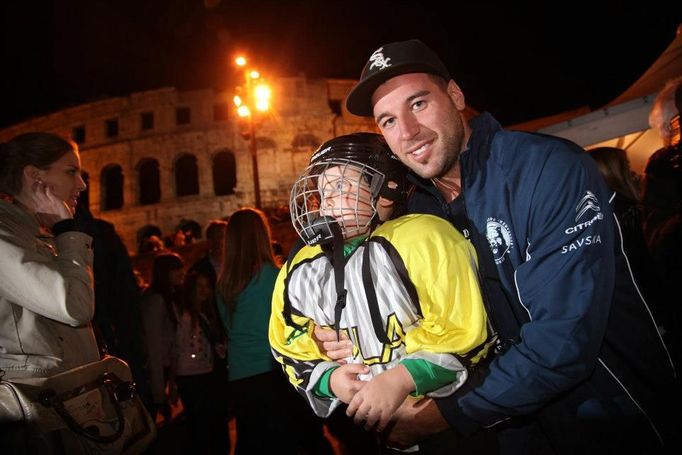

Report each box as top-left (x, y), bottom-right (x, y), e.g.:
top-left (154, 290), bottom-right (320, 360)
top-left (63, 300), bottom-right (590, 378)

top-left (100, 164), bottom-right (124, 211)
top-left (212, 149), bottom-right (236, 196)
top-left (136, 158), bottom-right (160, 205)
top-left (175, 153), bottom-right (199, 197)
top-left (256, 137), bottom-right (277, 149)
top-left (292, 133), bottom-right (320, 149)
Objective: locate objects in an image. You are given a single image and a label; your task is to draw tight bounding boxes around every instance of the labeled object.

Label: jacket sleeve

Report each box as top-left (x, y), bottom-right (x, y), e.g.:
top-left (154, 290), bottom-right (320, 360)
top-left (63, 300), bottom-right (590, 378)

top-left (437, 142), bottom-right (616, 433)
top-left (382, 215), bottom-right (489, 397)
top-left (268, 261), bottom-right (342, 418)
top-left (0, 229), bottom-right (94, 327)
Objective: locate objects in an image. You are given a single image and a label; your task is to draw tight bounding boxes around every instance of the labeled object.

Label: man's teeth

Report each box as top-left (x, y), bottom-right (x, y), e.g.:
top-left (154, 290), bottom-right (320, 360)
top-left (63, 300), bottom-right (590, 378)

top-left (412, 144), bottom-right (428, 157)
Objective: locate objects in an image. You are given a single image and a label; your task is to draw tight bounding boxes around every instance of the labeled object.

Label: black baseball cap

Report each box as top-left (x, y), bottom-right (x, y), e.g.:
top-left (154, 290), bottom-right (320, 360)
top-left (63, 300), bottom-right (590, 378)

top-left (345, 39), bottom-right (451, 117)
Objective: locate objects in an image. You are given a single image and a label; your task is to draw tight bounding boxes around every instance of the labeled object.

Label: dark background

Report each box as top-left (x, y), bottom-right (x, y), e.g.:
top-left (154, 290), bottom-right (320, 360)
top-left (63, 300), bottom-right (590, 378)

top-left (1, 0), bottom-right (680, 129)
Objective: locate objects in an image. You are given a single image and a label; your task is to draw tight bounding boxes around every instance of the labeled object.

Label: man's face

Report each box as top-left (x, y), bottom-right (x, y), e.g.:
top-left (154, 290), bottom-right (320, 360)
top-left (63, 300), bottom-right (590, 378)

top-left (372, 73), bottom-right (468, 180)
top-left (317, 164), bottom-right (375, 239)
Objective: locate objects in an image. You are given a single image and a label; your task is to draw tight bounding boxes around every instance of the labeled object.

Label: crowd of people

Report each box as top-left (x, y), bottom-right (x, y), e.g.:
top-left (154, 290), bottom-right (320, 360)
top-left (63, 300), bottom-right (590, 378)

top-left (1, 40), bottom-right (680, 455)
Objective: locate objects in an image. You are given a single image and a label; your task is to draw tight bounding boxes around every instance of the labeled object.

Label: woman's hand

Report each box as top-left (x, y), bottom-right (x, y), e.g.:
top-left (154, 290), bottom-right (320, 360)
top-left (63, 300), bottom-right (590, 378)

top-left (31, 180), bottom-right (73, 227)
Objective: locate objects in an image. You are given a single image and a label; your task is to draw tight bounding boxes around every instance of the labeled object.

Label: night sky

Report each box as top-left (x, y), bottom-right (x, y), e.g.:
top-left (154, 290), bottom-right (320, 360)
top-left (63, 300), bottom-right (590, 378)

top-left (1, 0), bottom-right (680, 129)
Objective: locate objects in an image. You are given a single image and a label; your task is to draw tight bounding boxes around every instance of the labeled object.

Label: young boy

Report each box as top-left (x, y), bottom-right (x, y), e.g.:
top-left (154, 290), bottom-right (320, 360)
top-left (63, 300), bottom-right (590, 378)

top-left (269, 133), bottom-right (489, 435)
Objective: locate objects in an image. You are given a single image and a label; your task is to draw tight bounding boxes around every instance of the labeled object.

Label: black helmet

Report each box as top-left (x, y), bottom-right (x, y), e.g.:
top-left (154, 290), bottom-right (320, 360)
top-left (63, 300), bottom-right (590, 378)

top-left (290, 133), bottom-right (409, 245)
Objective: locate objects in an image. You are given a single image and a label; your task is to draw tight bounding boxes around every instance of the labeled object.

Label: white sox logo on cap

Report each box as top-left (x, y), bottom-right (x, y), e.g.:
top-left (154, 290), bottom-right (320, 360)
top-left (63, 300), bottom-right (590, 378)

top-left (369, 48), bottom-right (392, 71)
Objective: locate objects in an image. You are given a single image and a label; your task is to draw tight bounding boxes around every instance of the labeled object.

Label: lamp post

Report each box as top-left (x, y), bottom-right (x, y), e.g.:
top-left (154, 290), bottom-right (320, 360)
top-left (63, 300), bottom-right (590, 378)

top-left (233, 56), bottom-right (271, 209)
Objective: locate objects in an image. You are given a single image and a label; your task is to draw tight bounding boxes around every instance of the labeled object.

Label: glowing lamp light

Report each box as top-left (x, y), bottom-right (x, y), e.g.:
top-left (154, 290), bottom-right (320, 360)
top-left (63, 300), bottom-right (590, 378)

top-left (233, 95), bottom-right (243, 107)
top-left (235, 56), bottom-right (246, 66)
top-left (237, 105), bottom-right (251, 117)
top-left (254, 84), bottom-right (271, 111)
top-left (254, 84), bottom-right (271, 101)
top-left (249, 70), bottom-right (260, 80)
top-left (256, 100), bottom-right (269, 111)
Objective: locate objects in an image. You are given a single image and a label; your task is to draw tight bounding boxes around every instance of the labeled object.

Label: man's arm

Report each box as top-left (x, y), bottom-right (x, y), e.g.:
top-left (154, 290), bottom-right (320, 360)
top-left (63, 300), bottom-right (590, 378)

top-left (383, 398), bottom-right (449, 448)
top-left (438, 143), bottom-right (616, 434)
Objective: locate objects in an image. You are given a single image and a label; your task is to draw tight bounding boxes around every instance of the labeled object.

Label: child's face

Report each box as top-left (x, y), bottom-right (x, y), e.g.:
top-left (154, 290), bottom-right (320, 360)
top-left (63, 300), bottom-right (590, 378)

top-left (317, 164), bottom-right (375, 239)
top-left (194, 275), bottom-right (213, 303)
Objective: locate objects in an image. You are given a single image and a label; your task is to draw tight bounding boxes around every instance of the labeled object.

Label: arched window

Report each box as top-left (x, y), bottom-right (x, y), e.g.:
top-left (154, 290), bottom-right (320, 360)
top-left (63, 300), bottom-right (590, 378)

top-left (213, 150), bottom-right (236, 196)
top-left (137, 158), bottom-right (161, 205)
top-left (256, 137), bottom-right (277, 149)
top-left (175, 153), bottom-right (199, 197)
top-left (100, 164), bottom-right (124, 210)
top-left (292, 133), bottom-right (320, 149)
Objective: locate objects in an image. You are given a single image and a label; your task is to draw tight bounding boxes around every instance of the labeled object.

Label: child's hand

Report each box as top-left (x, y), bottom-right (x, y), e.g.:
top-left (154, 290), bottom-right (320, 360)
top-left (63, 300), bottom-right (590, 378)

top-left (329, 363), bottom-right (369, 403)
top-left (346, 364), bottom-right (415, 432)
top-left (313, 325), bottom-right (353, 363)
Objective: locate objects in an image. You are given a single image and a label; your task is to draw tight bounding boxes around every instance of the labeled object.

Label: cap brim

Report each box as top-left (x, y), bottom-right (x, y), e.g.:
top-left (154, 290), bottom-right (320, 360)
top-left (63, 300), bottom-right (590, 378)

top-left (345, 63), bottom-right (448, 117)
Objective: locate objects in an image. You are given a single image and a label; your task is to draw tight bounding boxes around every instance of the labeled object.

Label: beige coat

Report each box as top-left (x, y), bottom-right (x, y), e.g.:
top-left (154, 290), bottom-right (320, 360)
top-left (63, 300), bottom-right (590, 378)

top-left (0, 200), bottom-right (99, 379)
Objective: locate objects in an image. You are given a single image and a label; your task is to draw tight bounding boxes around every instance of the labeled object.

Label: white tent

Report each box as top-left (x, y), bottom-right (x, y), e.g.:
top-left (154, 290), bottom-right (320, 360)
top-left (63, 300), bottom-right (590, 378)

top-left (525, 27), bottom-right (682, 174)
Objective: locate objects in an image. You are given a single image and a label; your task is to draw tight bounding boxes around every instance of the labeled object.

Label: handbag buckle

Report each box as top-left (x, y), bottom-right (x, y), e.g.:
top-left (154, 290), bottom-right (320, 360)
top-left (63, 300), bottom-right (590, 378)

top-left (114, 380), bottom-right (137, 402)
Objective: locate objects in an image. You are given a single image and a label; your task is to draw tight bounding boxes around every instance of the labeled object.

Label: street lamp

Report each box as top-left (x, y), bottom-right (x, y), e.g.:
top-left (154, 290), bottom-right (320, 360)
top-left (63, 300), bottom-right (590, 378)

top-left (233, 55), bottom-right (271, 209)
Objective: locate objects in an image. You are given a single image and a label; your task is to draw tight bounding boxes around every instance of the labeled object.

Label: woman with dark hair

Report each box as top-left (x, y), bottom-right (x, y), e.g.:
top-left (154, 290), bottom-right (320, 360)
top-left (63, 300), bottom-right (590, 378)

top-left (0, 132), bottom-right (97, 449)
top-left (0, 132), bottom-right (96, 374)
top-left (172, 270), bottom-right (230, 454)
top-left (140, 252), bottom-right (183, 425)
top-left (217, 207), bottom-right (330, 455)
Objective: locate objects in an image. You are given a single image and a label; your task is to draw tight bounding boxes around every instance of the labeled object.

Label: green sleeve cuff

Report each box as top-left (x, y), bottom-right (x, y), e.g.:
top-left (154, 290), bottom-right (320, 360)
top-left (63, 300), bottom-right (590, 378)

top-left (400, 359), bottom-right (459, 396)
top-left (313, 366), bottom-right (339, 398)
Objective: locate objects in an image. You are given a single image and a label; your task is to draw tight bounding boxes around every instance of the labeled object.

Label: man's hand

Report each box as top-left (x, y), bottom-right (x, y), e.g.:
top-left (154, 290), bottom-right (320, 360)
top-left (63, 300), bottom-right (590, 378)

top-left (382, 397), bottom-right (449, 449)
top-left (346, 365), bottom-right (415, 432)
top-left (329, 363), bottom-right (369, 403)
top-left (313, 325), bottom-right (353, 363)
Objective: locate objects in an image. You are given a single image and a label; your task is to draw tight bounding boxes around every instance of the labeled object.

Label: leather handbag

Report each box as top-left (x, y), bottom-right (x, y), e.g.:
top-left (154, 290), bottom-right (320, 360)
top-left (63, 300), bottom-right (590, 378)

top-left (0, 355), bottom-right (156, 454)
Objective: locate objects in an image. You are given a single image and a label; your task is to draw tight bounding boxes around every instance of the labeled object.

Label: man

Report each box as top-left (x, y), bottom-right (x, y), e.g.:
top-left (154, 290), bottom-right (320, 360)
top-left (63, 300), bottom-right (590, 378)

top-left (642, 76), bottom-right (682, 371)
top-left (188, 219), bottom-right (227, 287)
top-left (317, 39), bottom-right (677, 453)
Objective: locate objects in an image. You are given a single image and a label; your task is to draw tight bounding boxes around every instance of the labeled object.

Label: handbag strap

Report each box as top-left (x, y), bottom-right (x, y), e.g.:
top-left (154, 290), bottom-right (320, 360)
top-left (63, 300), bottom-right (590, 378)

top-left (39, 372), bottom-right (130, 444)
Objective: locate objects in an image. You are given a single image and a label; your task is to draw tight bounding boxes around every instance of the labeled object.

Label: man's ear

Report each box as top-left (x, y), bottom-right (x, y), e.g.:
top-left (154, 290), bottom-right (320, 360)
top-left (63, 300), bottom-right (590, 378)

top-left (447, 80), bottom-right (466, 110)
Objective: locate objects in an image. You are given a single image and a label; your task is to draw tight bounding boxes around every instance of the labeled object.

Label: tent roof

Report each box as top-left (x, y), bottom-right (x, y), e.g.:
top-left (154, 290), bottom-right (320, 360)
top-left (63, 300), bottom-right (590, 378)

top-left (522, 26), bottom-right (681, 174)
top-left (607, 27), bottom-right (682, 106)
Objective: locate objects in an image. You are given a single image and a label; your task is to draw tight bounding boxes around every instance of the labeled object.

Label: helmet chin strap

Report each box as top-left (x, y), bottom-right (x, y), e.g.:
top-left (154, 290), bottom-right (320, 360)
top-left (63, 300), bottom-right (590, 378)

top-left (299, 215), bottom-right (349, 342)
top-left (329, 225), bottom-right (348, 342)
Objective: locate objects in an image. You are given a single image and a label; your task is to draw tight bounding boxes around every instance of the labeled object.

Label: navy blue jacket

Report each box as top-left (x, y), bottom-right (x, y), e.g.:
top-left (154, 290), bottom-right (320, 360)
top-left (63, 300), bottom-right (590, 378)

top-left (407, 113), bottom-right (677, 451)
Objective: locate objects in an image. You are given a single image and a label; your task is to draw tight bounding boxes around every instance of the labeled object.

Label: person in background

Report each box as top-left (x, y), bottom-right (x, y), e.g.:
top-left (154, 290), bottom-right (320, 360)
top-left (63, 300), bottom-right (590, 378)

top-left (140, 252), bottom-right (183, 426)
top-left (171, 270), bottom-right (230, 454)
top-left (74, 201), bottom-right (151, 412)
top-left (315, 39), bottom-right (678, 453)
top-left (0, 132), bottom-right (99, 451)
top-left (217, 207), bottom-right (331, 455)
top-left (642, 75), bottom-right (682, 371)
top-left (189, 219), bottom-right (227, 288)
top-left (588, 147), bottom-right (667, 333)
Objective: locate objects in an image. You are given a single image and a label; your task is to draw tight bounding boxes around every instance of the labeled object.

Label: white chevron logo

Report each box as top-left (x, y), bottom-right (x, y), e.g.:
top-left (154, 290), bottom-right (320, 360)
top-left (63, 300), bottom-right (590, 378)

top-left (575, 191), bottom-right (600, 222)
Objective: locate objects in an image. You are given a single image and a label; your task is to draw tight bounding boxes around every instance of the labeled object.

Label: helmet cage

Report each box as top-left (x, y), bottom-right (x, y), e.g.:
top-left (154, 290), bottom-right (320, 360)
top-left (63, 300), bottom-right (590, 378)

top-left (290, 158), bottom-right (385, 246)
